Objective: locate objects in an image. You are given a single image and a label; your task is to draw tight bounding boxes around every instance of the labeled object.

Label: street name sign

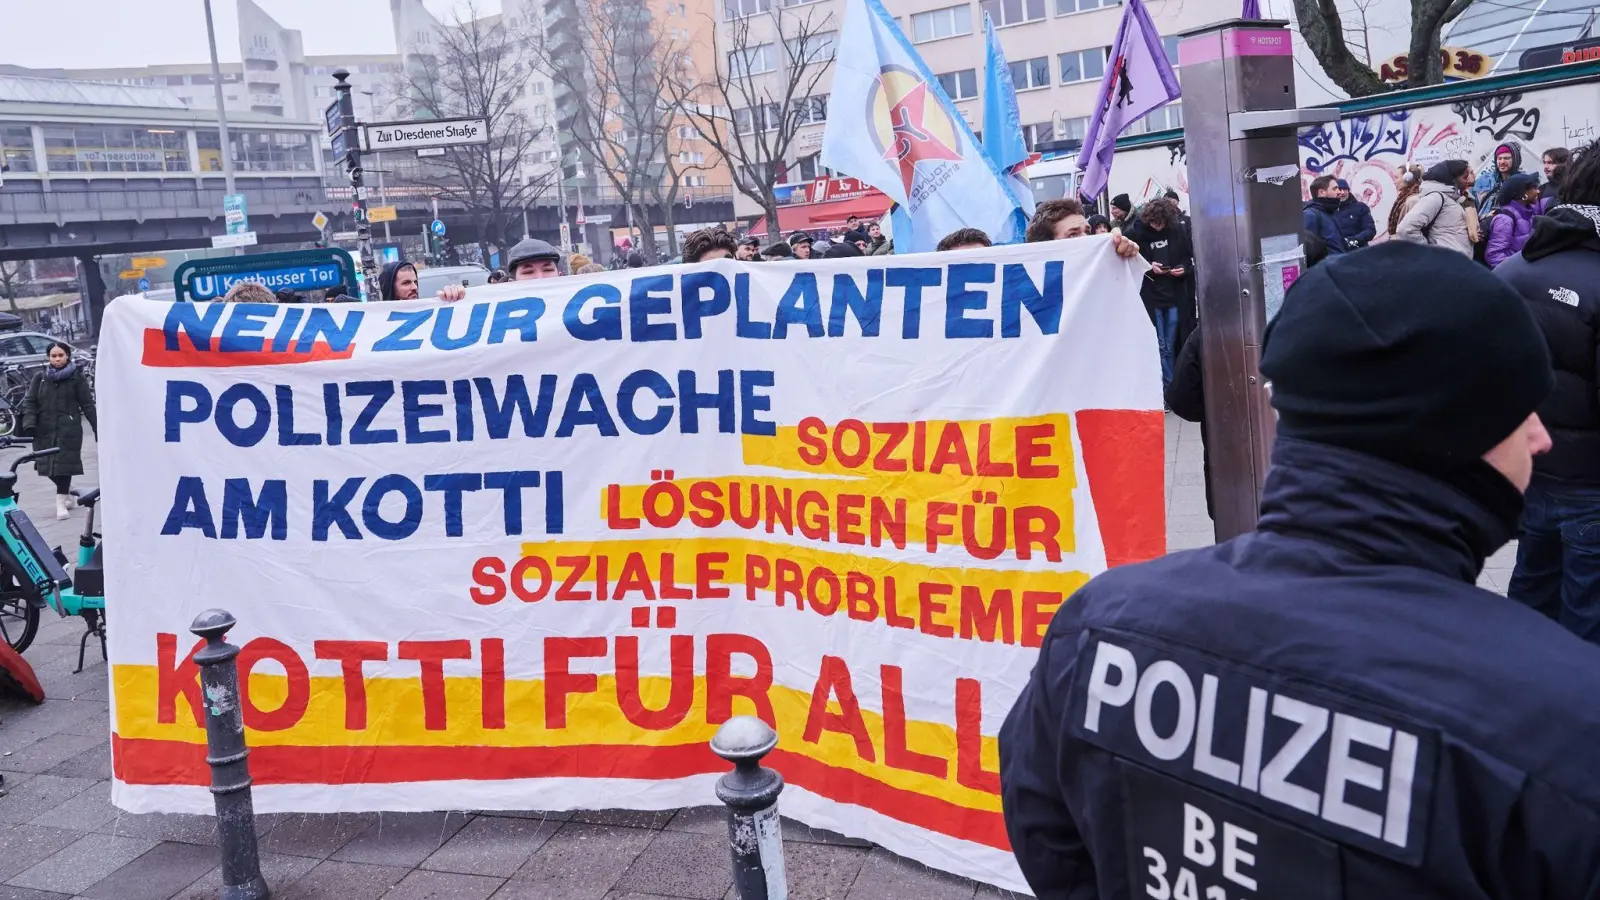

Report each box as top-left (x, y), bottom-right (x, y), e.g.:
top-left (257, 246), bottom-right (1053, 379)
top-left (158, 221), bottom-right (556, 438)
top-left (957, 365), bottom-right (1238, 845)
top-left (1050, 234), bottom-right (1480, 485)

top-left (368, 205), bottom-right (398, 223)
top-left (363, 117), bottom-right (489, 152)
top-left (211, 231), bottom-right (258, 249)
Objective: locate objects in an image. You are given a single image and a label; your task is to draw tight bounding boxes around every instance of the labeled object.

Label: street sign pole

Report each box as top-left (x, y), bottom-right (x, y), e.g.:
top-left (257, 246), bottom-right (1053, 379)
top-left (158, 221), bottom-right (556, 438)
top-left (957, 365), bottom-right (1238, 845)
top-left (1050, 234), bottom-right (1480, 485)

top-left (331, 70), bottom-right (377, 299)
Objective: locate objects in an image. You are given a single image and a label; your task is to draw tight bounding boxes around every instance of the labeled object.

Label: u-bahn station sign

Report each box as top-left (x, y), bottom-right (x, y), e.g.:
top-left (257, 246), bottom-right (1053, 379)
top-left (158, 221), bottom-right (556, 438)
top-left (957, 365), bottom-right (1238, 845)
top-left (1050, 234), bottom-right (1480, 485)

top-left (362, 117), bottom-right (489, 152)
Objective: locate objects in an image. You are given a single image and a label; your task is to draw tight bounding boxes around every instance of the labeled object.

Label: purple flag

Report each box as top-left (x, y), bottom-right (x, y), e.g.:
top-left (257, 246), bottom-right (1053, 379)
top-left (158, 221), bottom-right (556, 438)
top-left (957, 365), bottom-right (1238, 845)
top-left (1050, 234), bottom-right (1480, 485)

top-left (1242, 0), bottom-right (1261, 18)
top-left (1075, 0), bottom-right (1181, 202)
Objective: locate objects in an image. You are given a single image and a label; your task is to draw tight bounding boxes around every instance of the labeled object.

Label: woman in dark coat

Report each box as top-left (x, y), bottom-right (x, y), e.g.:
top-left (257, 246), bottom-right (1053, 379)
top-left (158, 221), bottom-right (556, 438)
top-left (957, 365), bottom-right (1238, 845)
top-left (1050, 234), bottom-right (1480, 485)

top-left (22, 342), bottom-right (96, 519)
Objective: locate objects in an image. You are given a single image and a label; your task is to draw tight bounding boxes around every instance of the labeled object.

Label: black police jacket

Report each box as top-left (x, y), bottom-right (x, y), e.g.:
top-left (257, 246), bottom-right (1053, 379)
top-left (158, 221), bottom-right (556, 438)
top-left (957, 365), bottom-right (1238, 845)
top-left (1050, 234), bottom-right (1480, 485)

top-left (1000, 437), bottom-right (1600, 900)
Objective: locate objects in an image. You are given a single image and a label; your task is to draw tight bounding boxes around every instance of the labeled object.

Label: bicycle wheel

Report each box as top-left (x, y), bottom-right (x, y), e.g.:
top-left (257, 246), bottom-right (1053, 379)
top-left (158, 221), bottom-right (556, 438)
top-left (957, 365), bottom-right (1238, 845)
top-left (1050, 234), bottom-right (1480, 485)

top-left (0, 597), bottom-right (39, 654)
top-left (0, 409), bottom-right (15, 438)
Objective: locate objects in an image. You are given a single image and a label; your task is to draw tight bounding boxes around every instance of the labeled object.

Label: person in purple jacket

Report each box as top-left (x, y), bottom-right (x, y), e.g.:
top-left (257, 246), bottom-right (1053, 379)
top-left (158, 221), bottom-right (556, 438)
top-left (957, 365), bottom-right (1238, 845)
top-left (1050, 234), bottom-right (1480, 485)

top-left (1486, 173), bottom-right (1542, 268)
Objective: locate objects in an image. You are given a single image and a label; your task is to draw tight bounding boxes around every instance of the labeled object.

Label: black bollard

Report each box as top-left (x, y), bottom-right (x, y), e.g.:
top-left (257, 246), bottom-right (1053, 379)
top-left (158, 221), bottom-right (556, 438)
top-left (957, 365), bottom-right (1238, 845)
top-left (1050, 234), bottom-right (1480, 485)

top-left (711, 716), bottom-right (787, 900)
top-left (190, 609), bottom-right (271, 900)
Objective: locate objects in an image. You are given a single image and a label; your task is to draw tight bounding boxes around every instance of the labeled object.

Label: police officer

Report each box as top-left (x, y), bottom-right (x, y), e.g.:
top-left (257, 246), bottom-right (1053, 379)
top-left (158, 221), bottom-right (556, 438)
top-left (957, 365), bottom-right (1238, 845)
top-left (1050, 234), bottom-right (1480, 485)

top-left (1000, 241), bottom-right (1600, 899)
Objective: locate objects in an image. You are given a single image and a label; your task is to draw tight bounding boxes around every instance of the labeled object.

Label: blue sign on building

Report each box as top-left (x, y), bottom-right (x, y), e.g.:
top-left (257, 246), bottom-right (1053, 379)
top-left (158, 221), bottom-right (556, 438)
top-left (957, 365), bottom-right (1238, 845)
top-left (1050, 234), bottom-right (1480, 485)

top-left (137, 277), bottom-right (151, 292)
top-left (188, 263), bottom-right (345, 301)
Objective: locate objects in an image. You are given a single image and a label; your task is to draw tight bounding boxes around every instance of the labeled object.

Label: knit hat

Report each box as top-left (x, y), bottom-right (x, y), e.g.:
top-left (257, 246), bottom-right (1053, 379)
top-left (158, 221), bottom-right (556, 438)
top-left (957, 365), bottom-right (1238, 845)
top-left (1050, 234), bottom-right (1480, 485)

top-left (1334, 178), bottom-right (1351, 190)
top-left (1496, 173), bottom-right (1539, 206)
top-left (1424, 160), bottom-right (1469, 184)
top-left (1261, 241), bottom-right (1551, 466)
top-left (1111, 194), bottom-right (1132, 214)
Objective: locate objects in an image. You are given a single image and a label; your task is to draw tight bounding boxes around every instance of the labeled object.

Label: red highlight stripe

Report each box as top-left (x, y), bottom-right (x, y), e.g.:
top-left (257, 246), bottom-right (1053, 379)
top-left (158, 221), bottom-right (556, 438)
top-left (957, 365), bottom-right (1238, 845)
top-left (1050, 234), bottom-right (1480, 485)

top-left (1076, 408), bottom-right (1167, 567)
top-left (141, 328), bottom-right (356, 367)
top-left (111, 735), bottom-right (1008, 850)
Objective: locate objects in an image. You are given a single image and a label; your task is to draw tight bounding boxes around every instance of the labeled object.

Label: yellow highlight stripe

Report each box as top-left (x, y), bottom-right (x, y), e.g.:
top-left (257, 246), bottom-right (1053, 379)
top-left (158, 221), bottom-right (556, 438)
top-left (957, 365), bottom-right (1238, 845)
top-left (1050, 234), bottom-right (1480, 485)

top-left (504, 537), bottom-right (1087, 642)
top-left (112, 668), bottom-right (1003, 812)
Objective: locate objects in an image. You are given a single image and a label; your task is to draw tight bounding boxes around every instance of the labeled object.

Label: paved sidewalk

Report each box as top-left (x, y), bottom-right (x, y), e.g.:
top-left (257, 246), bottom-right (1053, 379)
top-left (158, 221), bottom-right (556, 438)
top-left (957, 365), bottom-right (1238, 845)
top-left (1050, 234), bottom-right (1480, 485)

top-left (0, 418), bottom-right (1515, 899)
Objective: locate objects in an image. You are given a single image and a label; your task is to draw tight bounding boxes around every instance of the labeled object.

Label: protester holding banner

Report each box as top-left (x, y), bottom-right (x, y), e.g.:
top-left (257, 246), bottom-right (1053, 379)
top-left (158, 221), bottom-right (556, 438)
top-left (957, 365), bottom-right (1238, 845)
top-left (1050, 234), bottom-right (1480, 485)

top-left (220, 282), bottom-right (277, 304)
top-left (936, 228), bottom-right (993, 251)
top-left (1001, 241), bottom-right (1600, 899)
top-left (682, 229), bottom-right (738, 263)
top-left (504, 238), bottom-right (564, 280)
top-left (376, 260), bottom-right (469, 301)
top-left (1025, 199), bottom-right (1140, 257)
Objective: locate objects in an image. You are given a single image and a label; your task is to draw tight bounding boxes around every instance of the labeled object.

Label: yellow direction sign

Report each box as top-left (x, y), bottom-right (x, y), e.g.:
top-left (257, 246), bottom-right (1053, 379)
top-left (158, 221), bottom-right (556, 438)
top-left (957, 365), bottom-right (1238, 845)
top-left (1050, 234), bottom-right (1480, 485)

top-left (368, 205), bottom-right (398, 223)
top-left (130, 256), bottom-right (167, 269)
top-left (119, 268), bottom-right (145, 281)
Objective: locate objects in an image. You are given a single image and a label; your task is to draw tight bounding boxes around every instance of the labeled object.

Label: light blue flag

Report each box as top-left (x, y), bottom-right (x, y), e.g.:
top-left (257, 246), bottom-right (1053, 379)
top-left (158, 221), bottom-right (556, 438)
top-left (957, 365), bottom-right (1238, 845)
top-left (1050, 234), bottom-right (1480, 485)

top-left (821, 0), bottom-right (1021, 254)
top-left (980, 12), bottom-right (1034, 243)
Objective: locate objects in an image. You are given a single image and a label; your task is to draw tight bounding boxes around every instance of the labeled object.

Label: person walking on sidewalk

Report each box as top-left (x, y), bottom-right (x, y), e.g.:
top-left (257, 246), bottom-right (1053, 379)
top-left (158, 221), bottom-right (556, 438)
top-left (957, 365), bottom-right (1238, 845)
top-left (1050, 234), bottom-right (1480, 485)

top-left (1495, 142), bottom-right (1600, 642)
top-left (22, 342), bottom-right (96, 520)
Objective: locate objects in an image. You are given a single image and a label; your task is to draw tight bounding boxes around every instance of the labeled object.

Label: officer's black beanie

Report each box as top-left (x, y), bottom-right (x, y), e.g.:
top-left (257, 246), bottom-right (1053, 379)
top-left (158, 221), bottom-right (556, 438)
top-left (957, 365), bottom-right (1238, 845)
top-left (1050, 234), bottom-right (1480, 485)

top-left (1261, 242), bottom-right (1552, 466)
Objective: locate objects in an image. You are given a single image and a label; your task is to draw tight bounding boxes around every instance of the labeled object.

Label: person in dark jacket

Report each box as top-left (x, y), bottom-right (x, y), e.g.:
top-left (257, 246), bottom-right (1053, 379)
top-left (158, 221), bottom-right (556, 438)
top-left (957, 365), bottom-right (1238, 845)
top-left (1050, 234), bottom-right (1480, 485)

top-left (1495, 143), bottom-right (1600, 641)
top-left (22, 342), bottom-right (96, 520)
top-left (1484, 173), bottom-right (1541, 268)
top-left (1302, 174), bottom-right (1347, 254)
top-left (1166, 232), bottom-right (1330, 521)
top-left (1126, 197), bottom-right (1192, 389)
top-left (1001, 241), bottom-right (1600, 900)
top-left (1332, 178), bottom-right (1376, 249)
top-left (1540, 147), bottom-right (1570, 207)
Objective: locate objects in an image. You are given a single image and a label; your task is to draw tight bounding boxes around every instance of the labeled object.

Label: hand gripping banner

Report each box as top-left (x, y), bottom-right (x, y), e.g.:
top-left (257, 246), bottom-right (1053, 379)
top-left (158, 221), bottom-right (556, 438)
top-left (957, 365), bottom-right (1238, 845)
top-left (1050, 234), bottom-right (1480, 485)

top-left (98, 239), bottom-right (1165, 892)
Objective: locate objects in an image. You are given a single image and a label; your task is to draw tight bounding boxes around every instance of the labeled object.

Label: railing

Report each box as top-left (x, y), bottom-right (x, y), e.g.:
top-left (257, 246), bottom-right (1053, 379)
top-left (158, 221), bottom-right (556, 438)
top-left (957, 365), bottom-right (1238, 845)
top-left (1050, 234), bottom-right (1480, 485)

top-left (0, 185), bottom-right (327, 221)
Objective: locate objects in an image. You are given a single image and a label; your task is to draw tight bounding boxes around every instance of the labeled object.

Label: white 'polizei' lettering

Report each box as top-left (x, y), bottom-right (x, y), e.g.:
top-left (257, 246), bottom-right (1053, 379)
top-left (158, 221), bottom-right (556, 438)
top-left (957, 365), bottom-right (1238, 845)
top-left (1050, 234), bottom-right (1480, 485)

top-left (1081, 638), bottom-right (1419, 848)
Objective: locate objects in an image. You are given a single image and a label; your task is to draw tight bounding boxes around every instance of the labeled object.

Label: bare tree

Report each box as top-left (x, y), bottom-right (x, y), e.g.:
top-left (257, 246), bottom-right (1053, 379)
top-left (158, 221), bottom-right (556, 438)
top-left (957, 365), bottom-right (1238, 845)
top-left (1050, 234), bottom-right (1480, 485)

top-left (1295, 0), bottom-right (1472, 97)
top-left (396, 2), bottom-right (556, 262)
top-left (536, 0), bottom-right (710, 260)
top-left (668, 4), bottom-right (835, 233)
top-left (0, 261), bottom-right (30, 314)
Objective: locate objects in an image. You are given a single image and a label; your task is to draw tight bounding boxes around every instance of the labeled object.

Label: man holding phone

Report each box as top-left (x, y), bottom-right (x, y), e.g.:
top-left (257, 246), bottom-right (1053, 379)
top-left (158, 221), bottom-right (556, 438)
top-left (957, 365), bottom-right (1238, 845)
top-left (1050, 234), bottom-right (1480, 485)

top-left (1126, 197), bottom-right (1193, 390)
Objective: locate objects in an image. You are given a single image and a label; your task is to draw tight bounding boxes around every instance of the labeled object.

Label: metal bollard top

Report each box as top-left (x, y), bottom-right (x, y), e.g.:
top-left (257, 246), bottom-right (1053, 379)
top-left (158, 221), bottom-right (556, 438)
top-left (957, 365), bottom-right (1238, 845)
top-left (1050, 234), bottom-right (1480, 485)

top-left (711, 716), bottom-right (778, 764)
top-left (190, 608), bottom-right (238, 642)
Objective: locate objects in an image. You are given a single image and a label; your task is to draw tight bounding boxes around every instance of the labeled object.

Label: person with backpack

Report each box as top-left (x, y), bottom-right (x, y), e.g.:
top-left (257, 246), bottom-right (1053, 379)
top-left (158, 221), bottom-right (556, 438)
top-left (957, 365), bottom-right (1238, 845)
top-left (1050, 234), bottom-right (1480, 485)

top-left (1485, 173), bottom-right (1542, 268)
top-left (1395, 160), bottom-right (1475, 256)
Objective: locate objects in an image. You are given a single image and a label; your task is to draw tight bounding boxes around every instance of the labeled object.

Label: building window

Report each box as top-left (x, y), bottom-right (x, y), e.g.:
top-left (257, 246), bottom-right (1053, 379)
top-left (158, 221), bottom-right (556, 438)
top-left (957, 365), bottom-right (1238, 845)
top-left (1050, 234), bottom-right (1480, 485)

top-left (196, 129), bottom-right (316, 173)
top-left (787, 31), bottom-right (837, 62)
top-left (1128, 101), bottom-right (1182, 133)
top-left (794, 95), bottom-right (829, 125)
top-left (981, 0), bottom-right (1045, 27)
top-left (1162, 35), bottom-right (1180, 64)
top-left (43, 125), bottom-right (190, 174)
top-left (1056, 115), bottom-right (1089, 141)
top-left (1022, 122), bottom-right (1052, 150)
top-left (723, 0), bottom-right (770, 19)
top-left (1009, 56), bottom-right (1051, 90)
top-left (1056, 0), bottom-right (1117, 13)
top-left (936, 68), bottom-right (979, 100)
top-left (728, 43), bottom-right (776, 77)
top-left (678, 150), bottom-right (706, 164)
top-left (1059, 47), bottom-right (1107, 83)
top-left (0, 126), bottom-right (36, 173)
top-left (682, 173), bottom-right (708, 186)
top-left (531, 81), bottom-right (546, 95)
top-left (911, 4), bottom-right (973, 42)
top-left (734, 102), bottom-right (782, 134)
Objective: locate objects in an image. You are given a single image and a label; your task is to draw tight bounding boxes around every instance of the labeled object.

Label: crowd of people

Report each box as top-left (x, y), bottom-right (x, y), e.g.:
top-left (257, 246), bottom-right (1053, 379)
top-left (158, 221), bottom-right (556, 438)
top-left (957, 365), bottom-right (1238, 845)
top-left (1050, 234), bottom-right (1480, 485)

top-left (1001, 139), bottom-right (1600, 900)
top-left (1387, 144), bottom-right (1573, 266)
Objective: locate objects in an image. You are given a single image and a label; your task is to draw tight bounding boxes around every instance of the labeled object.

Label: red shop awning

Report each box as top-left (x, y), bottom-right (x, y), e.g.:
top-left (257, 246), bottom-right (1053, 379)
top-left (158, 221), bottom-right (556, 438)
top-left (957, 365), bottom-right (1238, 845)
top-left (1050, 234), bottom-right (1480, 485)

top-left (748, 193), bottom-right (894, 237)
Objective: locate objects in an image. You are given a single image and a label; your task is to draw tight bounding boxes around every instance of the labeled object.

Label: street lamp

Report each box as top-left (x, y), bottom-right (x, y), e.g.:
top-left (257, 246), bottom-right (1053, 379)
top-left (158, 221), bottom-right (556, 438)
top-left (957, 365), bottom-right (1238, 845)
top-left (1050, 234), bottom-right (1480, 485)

top-left (361, 89), bottom-right (392, 243)
top-left (202, 0), bottom-right (237, 197)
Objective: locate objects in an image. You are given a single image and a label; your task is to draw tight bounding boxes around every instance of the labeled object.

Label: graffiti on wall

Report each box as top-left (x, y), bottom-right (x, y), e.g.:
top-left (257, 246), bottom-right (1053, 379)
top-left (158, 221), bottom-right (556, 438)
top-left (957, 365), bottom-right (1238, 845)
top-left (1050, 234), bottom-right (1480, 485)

top-left (1104, 83), bottom-right (1600, 229)
top-left (1298, 84), bottom-right (1599, 242)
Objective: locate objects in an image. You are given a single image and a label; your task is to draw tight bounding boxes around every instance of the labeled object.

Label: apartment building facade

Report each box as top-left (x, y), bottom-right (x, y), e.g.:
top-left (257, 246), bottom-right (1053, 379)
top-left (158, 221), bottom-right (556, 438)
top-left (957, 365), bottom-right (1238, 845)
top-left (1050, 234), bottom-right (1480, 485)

top-left (716, 0), bottom-right (1233, 221)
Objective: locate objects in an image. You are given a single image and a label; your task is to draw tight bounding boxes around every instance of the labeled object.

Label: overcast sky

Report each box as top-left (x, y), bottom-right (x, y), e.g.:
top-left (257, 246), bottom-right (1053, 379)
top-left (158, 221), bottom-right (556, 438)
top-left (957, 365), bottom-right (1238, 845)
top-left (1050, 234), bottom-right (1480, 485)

top-left (2, 0), bottom-right (490, 69)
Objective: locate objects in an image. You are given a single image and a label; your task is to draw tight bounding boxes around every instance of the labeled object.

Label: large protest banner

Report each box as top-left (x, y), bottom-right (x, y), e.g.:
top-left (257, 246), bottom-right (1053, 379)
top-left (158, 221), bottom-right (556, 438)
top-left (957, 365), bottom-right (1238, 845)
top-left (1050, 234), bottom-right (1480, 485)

top-left (98, 238), bottom-right (1164, 891)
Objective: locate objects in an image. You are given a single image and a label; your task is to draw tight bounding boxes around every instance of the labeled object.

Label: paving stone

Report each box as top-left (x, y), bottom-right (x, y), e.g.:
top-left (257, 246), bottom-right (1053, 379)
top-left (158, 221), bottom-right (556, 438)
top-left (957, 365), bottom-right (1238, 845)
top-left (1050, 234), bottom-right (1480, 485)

top-left (663, 805), bottom-right (723, 835)
top-left (569, 808), bottom-right (676, 830)
top-left (168, 851), bottom-right (321, 900)
top-left (775, 840), bottom-right (872, 900)
top-left (973, 885), bottom-right (1030, 899)
top-left (508, 821), bottom-right (654, 900)
top-left (0, 826), bottom-right (79, 882)
top-left (78, 840), bottom-right (218, 900)
top-left (473, 809), bottom-right (573, 823)
top-left (257, 812), bottom-right (380, 859)
top-left (272, 859), bottom-right (409, 900)
top-left (0, 702), bottom-right (105, 750)
top-left (779, 818), bottom-right (873, 849)
top-left (383, 869), bottom-right (504, 900)
top-left (330, 811), bottom-right (471, 868)
top-left (0, 775), bottom-right (98, 826)
top-left (27, 779), bottom-right (117, 832)
top-left (422, 814), bottom-right (560, 877)
top-left (0, 886), bottom-right (72, 900)
top-left (844, 847), bottom-right (977, 900)
top-left (40, 742), bottom-right (110, 781)
top-left (4, 833), bottom-right (158, 895)
top-left (99, 811), bottom-right (225, 845)
top-left (613, 830), bottom-right (731, 900)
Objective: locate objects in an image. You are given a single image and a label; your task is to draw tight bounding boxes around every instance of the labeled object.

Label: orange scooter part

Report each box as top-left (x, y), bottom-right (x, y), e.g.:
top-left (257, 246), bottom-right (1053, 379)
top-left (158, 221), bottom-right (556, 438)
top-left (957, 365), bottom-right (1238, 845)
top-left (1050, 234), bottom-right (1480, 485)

top-left (0, 641), bottom-right (43, 704)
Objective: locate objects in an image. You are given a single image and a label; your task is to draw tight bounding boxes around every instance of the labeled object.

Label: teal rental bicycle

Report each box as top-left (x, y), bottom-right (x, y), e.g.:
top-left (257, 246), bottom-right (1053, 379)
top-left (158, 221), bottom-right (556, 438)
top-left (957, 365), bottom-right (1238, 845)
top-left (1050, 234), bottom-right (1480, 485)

top-left (0, 438), bottom-right (105, 672)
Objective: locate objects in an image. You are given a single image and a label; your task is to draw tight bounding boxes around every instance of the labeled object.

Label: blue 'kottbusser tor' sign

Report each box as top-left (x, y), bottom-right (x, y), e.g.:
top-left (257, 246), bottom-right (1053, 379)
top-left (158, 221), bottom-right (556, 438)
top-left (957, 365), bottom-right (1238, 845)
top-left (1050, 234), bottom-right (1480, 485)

top-left (187, 263), bottom-right (345, 301)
